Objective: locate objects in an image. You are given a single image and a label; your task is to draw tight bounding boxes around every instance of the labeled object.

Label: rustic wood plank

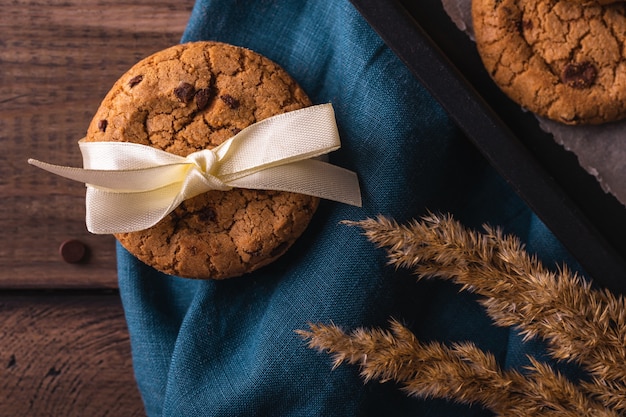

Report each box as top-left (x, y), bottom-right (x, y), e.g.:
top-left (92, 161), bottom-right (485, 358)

top-left (0, 293), bottom-right (144, 416)
top-left (0, 0), bottom-right (195, 288)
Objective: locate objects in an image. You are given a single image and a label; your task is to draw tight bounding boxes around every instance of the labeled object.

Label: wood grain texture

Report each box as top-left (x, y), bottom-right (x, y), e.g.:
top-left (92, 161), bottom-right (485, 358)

top-left (0, 293), bottom-right (144, 417)
top-left (0, 0), bottom-right (195, 289)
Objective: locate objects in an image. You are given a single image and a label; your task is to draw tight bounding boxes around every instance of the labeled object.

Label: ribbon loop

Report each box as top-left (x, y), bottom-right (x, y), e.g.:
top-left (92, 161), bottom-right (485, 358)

top-left (28, 103), bottom-right (362, 234)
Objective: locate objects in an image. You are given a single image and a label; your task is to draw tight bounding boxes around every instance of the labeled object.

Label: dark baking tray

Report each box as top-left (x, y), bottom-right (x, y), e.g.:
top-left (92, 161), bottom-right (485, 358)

top-left (351, 0), bottom-right (626, 292)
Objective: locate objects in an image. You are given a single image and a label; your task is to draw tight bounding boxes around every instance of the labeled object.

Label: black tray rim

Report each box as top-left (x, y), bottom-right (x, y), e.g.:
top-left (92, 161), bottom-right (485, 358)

top-left (350, 0), bottom-right (626, 293)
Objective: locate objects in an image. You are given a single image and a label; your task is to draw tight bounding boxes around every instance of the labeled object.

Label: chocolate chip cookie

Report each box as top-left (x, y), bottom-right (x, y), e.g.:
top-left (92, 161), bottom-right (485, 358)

top-left (84, 41), bottom-right (319, 279)
top-left (569, 0), bottom-right (623, 5)
top-left (472, 0), bottom-right (626, 124)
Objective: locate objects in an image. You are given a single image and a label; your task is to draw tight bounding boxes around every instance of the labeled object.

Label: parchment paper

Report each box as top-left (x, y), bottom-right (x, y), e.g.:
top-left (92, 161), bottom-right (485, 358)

top-left (441, 0), bottom-right (626, 206)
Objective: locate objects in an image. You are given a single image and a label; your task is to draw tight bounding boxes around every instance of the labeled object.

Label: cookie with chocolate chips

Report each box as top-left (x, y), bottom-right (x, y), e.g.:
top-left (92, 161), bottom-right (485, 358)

top-left (84, 41), bottom-right (318, 279)
top-left (472, 0), bottom-right (626, 124)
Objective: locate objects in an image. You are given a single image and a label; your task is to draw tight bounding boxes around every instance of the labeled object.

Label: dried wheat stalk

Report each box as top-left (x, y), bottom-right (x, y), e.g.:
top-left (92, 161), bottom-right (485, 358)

top-left (298, 320), bottom-right (618, 417)
top-left (298, 214), bottom-right (626, 414)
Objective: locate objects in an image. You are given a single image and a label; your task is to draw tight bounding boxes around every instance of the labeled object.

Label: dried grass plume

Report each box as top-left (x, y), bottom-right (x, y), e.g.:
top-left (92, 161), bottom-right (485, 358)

top-left (298, 214), bottom-right (626, 415)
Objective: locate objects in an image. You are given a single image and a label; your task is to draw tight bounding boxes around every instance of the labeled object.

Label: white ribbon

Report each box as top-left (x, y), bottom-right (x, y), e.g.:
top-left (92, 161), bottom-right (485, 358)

top-left (28, 104), bottom-right (361, 234)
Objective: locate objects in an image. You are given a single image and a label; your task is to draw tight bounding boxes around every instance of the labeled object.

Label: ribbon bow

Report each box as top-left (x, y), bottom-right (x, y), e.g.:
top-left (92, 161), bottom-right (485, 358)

top-left (29, 104), bottom-right (361, 234)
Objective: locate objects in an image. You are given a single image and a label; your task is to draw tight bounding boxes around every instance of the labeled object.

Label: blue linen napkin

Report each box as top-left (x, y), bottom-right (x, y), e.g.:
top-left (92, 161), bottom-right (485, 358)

top-left (117, 1), bottom-right (584, 415)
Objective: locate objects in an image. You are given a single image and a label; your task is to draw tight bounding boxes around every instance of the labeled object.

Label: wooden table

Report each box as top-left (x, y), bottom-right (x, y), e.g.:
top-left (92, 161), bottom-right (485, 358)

top-left (1, 1), bottom-right (194, 415)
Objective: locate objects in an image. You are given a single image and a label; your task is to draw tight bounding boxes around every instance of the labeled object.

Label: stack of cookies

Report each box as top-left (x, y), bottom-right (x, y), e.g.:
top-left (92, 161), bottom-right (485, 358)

top-left (85, 42), bottom-right (320, 279)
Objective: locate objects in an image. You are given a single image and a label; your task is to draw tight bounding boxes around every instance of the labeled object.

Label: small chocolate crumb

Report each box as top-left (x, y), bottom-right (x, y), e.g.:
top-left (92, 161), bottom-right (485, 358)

top-left (97, 119), bottom-right (108, 132)
top-left (195, 88), bottom-right (214, 110)
top-left (128, 75), bottom-right (143, 88)
top-left (561, 62), bottom-right (597, 89)
top-left (231, 127), bottom-right (242, 135)
top-left (174, 82), bottom-right (196, 104)
top-left (220, 94), bottom-right (240, 109)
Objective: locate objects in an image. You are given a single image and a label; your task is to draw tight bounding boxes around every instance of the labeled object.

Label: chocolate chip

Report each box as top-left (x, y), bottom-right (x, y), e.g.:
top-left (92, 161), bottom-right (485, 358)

top-left (231, 127), bottom-right (242, 135)
top-left (174, 82), bottom-right (196, 103)
top-left (220, 94), bottom-right (239, 109)
top-left (197, 207), bottom-right (216, 222)
top-left (128, 75), bottom-right (143, 88)
top-left (97, 119), bottom-right (108, 132)
top-left (561, 62), bottom-right (597, 89)
top-left (195, 88), bottom-right (214, 110)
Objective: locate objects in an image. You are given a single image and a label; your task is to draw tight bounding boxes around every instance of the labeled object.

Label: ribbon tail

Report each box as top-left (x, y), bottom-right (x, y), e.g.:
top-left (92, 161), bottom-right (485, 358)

top-left (28, 158), bottom-right (192, 192)
top-left (85, 169), bottom-right (224, 234)
top-left (85, 183), bottom-right (185, 234)
top-left (228, 159), bottom-right (362, 207)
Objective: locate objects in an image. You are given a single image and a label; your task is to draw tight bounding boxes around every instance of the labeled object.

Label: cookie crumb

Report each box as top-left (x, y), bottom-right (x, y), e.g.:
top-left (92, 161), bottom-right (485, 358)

top-left (174, 82), bottom-right (196, 103)
top-left (220, 94), bottom-right (240, 109)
